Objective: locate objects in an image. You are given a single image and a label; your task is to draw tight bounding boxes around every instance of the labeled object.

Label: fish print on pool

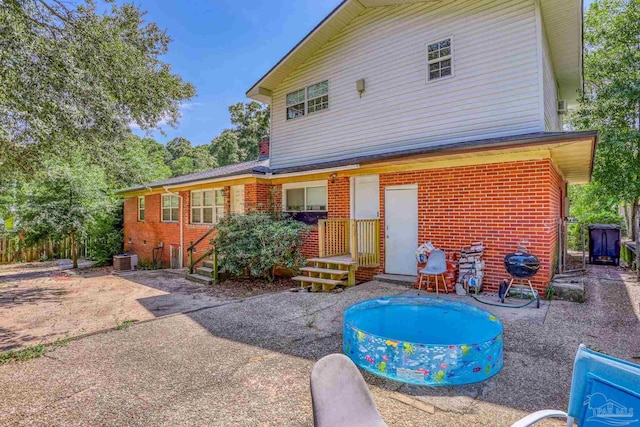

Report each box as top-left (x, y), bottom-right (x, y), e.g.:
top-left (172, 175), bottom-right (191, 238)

top-left (343, 296), bottom-right (504, 386)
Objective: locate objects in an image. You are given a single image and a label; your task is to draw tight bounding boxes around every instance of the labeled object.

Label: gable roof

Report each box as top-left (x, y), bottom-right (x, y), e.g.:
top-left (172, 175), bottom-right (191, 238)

top-left (247, 0), bottom-right (583, 105)
top-left (117, 159), bottom-right (270, 194)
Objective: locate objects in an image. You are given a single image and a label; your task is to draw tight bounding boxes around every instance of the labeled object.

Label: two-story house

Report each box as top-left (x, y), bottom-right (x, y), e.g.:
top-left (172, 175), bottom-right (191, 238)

top-left (120, 0), bottom-right (596, 294)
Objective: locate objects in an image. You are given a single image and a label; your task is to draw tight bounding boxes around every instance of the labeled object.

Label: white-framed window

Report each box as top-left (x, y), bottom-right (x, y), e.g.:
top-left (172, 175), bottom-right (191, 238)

top-left (161, 194), bottom-right (179, 223)
top-left (137, 196), bottom-right (145, 222)
top-left (283, 181), bottom-right (328, 212)
top-left (191, 189), bottom-right (224, 224)
top-left (286, 80), bottom-right (329, 120)
top-left (427, 37), bottom-right (453, 81)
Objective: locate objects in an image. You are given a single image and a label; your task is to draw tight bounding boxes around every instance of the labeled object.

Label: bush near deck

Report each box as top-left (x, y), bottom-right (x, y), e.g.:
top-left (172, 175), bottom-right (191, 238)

top-left (213, 212), bottom-right (310, 282)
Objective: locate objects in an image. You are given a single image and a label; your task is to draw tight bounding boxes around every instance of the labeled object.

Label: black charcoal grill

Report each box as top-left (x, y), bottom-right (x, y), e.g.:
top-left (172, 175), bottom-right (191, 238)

top-left (500, 250), bottom-right (541, 308)
top-left (504, 252), bottom-right (540, 278)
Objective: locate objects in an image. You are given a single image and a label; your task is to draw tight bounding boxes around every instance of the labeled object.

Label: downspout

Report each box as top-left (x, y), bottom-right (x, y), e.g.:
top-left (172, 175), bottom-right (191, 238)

top-left (163, 187), bottom-right (184, 269)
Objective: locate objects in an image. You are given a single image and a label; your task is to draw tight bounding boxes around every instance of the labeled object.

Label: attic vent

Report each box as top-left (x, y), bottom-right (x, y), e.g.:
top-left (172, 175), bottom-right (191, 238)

top-left (557, 100), bottom-right (568, 115)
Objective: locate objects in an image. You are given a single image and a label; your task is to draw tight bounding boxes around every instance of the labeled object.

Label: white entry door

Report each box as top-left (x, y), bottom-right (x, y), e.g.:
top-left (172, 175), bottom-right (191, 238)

top-left (230, 185), bottom-right (245, 214)
top-left (385, 186), bottom-right (418, 275)
top-left (353, 175), bottom-right (379, 219)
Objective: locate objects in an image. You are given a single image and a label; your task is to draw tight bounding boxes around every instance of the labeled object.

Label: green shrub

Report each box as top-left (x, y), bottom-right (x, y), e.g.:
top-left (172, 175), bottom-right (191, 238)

top-left (85, 205), bottom-right (124, 266)
top-left (213, 211), bottom-right (310, 282)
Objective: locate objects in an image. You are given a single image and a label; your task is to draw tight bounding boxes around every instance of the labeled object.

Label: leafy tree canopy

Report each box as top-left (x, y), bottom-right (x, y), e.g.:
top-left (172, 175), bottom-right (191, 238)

top-left (572, 0), bottom-right (640, 204)
top-left (569, 0), bottom-right (640, 238)
top-left (0, 0), bottom-right (195, 177)
top-left (209, 101), bottom-right (269, 166)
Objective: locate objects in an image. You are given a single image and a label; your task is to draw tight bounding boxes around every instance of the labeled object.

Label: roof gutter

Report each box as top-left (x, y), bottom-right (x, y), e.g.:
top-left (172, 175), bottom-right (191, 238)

top-left (267, 164), bottom-right (360, 179)
top-left (118, 173), bottom-right (263, 195)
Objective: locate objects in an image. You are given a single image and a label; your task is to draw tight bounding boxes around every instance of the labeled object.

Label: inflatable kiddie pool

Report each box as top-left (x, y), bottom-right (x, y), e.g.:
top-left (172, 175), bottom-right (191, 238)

top-left (343, 296), bottom-right (503, 386)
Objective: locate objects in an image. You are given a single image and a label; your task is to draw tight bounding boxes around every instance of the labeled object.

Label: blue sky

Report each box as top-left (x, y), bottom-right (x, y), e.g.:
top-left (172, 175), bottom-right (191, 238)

top-left (130, 0), bottom-right (341, 146)
top-left (134, 0), bottom-right (594, 146)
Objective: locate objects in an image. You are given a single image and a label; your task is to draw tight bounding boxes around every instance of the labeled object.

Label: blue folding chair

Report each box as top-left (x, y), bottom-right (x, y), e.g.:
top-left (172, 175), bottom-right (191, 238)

top-left (512, 344), bottom-right (640, 426)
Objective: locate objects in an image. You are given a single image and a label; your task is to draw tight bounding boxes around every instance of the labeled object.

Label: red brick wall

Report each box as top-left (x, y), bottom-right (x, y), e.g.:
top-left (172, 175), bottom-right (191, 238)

top-left (123, 187), bottom-right (231, 267)
top-left (375, 159), bottom-right (563, 293)
top-left (123, 158), bottom-right (564, 290)
top-left (328, 177), bottom-right (350, 219)
top-left (245, 182), bottom-right (278, 212)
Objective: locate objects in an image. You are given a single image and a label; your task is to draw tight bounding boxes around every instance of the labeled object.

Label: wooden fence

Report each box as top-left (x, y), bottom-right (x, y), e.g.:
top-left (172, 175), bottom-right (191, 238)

top-left (0, 236), bottom-right (88, 264)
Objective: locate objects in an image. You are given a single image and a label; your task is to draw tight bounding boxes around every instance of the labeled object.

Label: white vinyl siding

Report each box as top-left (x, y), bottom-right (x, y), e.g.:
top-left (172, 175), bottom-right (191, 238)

top-left (161, 195), bottom-right (179, 223)
top-left (191, 189), bottom-right (224, 224)
top-left (137, 196), bottom-right (145, 222)
top-left (541, 23), bottom-right (560, 131)
top-left (269, 0), bottom-right (542, 170)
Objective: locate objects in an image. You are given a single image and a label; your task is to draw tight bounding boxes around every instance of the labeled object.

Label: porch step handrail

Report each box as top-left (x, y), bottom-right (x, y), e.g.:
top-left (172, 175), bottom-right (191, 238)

top-left (187, 227), bottom-right (217, 274)
top-left (318, 218), bottom-right (380, 267)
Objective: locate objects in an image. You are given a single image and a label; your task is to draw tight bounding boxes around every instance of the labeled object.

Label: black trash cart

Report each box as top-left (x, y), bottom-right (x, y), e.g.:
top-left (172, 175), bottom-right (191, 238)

top-left (588, 224), bottom-right (621, 266)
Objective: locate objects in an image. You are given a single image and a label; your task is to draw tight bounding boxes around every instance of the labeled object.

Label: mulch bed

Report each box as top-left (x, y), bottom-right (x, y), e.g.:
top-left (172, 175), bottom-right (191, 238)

top-left (209, 277), bottom-right (298, 299)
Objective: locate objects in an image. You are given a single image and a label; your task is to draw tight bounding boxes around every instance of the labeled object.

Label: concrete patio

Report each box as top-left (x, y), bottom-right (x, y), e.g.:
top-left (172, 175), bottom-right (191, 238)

top-left (0, 264), bottom-right (638, 426)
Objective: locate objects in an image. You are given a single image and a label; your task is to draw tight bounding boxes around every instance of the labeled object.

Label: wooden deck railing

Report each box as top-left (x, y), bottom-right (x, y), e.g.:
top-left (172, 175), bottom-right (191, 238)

top-left (351, 219), bottom-right (380, 267)
top-left (318, 219), bottom-right (380, 267)
top-left (318, 219), bottom-right (350, 258)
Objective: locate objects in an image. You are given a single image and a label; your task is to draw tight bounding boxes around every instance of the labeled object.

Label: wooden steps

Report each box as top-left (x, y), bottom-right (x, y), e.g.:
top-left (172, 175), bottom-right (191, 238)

top-left (186, 272), bottom-right (213, 285)
top-left (186, 258), bottom-right (216, 285)
top-left (294, 257), bottom-right (357, 292)
top-left (293, 276), bottom-right (343, 292)
top-left (307, 257), bottom-right (356, 266)
top-left (300, 266), bottom-right (348, 276)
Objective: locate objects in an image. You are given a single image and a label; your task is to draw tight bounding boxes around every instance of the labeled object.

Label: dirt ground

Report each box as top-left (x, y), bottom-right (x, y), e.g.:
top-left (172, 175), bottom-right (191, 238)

top-left (0, 262), bottom-right (638, 426)
top-left (0, 260), bottom-right (295, 351)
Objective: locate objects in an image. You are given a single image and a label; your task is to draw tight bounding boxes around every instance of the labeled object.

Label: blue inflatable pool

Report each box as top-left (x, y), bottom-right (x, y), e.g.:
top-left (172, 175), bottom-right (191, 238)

top-left (343, 296), bottom-right (503, 386)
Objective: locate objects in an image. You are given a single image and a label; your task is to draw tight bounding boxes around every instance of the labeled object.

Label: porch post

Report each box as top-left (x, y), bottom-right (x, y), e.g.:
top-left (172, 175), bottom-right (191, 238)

top-left (350, 219), bottom-right (357, 263)
top-left (318, 219), bottom-right (325, 258)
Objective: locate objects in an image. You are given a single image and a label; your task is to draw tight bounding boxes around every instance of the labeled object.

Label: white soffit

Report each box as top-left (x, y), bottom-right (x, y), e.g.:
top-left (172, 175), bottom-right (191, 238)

top-left (540, 0), bottom-right (583, 106)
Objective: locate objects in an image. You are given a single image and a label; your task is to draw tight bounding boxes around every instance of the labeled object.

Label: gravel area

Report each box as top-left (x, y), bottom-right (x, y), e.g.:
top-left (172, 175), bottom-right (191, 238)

top-left (0, 264), bottom-right (638, 426)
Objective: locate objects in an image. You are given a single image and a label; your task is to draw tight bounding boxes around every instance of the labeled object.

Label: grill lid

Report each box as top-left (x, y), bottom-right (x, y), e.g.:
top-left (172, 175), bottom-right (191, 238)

top-left (504, 252), bottom-right (540, 278)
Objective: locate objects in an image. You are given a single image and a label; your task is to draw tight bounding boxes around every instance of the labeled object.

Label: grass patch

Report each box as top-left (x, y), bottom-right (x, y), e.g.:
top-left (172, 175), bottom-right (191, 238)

top-left (116, 319), bottom-right (136, 330)
top-left (0, 336), bottom-right (71, 366)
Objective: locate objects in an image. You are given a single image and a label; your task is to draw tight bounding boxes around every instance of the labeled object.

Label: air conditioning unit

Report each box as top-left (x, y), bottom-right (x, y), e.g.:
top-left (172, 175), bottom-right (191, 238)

top-left (557, 100), bottom-right (568, 115)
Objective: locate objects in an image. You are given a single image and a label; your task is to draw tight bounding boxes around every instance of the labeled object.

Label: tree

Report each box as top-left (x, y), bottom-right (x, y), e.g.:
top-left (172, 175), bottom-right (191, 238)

top-left (167, 139), bottom-right (216, 177)
top-left (166, 137), bottom-right (193, 159)
top-left (572, 0), bottom-right (640, 237)
top-left (16, 156), bottom-right (118, 268)
top-left (209, 102), bottom-right (269, 166)
top-left (0, 0), bottom-right (195, 178)
top-left (112, 135), bottom-right (172, 186)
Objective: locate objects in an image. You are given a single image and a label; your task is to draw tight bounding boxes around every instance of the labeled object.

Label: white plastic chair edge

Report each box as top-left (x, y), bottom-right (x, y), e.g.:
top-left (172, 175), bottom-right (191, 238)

top-left (510, 410), bottom-right (572, 427)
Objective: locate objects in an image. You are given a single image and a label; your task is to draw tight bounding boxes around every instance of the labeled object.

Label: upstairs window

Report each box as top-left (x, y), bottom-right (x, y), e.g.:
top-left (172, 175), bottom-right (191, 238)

top-left (162, 195), bottom-right (179, 223)
top-left (137, 196), bottom-right (145, 222)
top-left (191, 189), bottom-right (224, 224)
top-left (283, 181), bottom-right (327, 212)
top-left (286, 81), bottom-right (329, 120)
top-left (427, 37), bottom-right (453, 81)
